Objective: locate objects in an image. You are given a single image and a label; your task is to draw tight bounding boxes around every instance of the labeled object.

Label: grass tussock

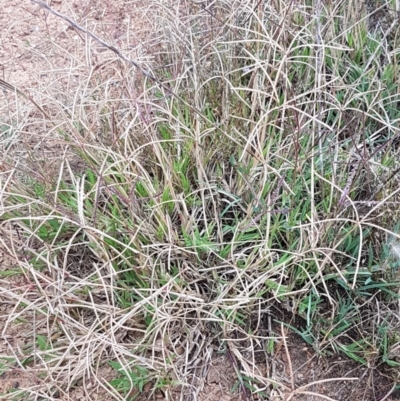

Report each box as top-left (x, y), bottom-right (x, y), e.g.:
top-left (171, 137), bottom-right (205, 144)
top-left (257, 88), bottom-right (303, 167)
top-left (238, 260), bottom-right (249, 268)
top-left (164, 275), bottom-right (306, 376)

top-left (1, 0), bottom-right (400, 399)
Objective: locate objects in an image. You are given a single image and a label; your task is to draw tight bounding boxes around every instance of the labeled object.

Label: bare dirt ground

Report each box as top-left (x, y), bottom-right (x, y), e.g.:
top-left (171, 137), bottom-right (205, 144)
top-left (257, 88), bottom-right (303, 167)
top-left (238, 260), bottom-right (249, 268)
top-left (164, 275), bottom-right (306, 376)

top-left (1, 1), bottom-right (400, 401)
top-left (1, 0), bottom-right (155, 89)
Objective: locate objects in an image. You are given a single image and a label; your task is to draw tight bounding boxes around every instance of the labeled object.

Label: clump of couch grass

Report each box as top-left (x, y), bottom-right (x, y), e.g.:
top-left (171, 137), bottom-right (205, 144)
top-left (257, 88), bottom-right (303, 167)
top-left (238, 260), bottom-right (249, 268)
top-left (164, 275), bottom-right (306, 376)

top-left (1, 0), bottom-right (400, 399)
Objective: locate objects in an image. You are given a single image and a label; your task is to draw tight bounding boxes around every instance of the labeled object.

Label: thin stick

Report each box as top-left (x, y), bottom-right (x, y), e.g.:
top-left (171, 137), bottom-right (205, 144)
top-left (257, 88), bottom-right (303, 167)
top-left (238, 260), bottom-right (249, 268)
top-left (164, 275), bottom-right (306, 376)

top-left (281, 323), bottom-right (294, 392)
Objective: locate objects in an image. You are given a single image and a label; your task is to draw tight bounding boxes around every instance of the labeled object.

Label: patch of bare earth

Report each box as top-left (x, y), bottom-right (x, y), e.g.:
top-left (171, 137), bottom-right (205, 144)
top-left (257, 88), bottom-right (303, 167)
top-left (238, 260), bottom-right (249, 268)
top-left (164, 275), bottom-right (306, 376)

top-left (271, 328), bottom-right (400, 401)
top-left (1, 1), bottom-right (400, 401)
top-left (1, 0), bottom-right (155, 90)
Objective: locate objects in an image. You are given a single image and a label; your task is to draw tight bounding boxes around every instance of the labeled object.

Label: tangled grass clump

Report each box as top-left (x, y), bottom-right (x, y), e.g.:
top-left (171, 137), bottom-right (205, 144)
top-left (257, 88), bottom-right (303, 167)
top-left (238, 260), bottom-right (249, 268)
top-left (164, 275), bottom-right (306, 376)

top-left (1, 0), bottom-right (400, 399)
